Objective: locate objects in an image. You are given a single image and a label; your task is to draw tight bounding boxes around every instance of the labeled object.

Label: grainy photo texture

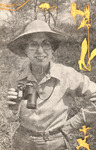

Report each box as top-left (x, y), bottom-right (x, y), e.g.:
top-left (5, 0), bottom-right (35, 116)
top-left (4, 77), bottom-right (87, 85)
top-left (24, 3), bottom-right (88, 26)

top-left (0, 0), bottom-right (96, 150)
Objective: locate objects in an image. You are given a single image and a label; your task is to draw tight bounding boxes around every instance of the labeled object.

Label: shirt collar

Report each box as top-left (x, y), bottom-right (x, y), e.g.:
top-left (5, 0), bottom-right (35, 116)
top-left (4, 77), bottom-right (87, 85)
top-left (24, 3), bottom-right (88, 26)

top-left (17, 61), bottom-right (62, 82)
top-left (49, 61), bottom-right (62, 80)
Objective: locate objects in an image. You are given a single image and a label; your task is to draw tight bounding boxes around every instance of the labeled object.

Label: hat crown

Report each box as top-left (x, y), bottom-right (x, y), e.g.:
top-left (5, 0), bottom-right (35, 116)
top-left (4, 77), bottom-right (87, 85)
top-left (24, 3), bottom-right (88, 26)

top-left (7, 20), bottom-right (65, 57)
top-left (24, 20), bottom-right (52, 33)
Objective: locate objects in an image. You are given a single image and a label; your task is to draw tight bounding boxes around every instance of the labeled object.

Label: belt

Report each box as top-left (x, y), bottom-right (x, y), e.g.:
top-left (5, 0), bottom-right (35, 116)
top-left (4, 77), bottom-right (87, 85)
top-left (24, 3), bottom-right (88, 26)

top-left (19, 125), bottom-right (63, 141)
top-left (18, 125), bottom-right (71, 149)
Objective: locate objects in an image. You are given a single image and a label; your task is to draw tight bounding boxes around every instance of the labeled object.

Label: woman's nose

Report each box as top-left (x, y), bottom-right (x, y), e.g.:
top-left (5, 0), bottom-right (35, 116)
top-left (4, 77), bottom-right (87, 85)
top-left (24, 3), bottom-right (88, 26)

top-left (36, 45), bottom-right (44, 54)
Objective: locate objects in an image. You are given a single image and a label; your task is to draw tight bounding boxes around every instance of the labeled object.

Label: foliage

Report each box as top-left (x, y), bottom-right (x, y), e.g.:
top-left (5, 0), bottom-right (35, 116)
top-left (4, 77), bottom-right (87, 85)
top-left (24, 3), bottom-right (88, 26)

top-left (0, 0), bottom-right (96, 149)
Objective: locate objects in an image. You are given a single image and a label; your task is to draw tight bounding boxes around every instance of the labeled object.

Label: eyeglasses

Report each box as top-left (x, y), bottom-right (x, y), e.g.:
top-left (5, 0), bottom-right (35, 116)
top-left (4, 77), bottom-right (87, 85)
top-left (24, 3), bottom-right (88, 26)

top-left (27, 40), bottom-right (52, 51)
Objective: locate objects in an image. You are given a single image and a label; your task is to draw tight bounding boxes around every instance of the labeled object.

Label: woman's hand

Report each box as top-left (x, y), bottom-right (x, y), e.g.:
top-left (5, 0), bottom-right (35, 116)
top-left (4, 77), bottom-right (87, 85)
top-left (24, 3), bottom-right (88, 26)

top-left (7, 88), bottom-right (18, 105)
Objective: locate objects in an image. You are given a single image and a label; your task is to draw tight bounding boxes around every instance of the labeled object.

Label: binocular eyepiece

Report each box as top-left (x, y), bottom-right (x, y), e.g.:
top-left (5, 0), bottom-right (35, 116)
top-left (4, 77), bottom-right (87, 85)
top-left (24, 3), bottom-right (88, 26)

top-left (17, 82), bottom-right (38, 109)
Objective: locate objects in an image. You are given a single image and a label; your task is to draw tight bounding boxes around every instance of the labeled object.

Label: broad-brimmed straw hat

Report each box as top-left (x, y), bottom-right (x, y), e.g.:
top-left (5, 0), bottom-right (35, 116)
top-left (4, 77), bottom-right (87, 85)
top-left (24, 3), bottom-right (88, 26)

top-left (7, 20), bottom-right (66, 57)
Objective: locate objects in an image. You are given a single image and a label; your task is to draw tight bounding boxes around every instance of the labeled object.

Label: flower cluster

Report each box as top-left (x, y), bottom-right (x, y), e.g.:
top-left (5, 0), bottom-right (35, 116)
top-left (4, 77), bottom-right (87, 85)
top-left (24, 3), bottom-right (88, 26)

top-left (71, 3), bottom-right (96, 71)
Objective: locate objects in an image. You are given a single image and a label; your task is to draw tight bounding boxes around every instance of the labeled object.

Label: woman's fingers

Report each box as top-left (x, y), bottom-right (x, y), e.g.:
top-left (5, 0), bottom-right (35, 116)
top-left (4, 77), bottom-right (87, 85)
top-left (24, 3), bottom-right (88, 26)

top-left (8, 88), bottom-right (18, 100)
top-left (8, 91), bottom-right (18, 96)
top-left (7, 101), bottom-right (17, 105)
top-left (9, 88), bottom-right (16, 92)
top-left (7, 95), bottom-right (17, 99)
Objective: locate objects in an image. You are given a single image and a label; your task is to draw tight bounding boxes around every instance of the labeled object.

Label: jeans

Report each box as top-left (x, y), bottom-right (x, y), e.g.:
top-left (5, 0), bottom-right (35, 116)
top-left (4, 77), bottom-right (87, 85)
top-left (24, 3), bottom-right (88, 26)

top-left (12, 126), bottom-right (68, 150)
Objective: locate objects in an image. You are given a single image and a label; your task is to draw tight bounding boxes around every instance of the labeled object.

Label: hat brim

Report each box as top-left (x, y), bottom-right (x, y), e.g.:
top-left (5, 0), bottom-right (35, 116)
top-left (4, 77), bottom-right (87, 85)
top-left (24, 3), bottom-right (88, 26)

top-left (7, 31), bottom-right (67, 57)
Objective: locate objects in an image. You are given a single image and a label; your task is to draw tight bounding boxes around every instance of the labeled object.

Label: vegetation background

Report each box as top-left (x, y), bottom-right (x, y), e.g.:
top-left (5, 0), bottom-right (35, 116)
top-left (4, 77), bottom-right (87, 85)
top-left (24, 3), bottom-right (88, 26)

top-left (0, 0), bottom-right (96, 149)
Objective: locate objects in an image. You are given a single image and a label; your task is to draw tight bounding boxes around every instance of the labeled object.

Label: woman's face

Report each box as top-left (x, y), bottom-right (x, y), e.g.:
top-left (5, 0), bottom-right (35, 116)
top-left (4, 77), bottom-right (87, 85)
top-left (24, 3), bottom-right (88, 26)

top-left (25, 33), bottom-right (53, 67)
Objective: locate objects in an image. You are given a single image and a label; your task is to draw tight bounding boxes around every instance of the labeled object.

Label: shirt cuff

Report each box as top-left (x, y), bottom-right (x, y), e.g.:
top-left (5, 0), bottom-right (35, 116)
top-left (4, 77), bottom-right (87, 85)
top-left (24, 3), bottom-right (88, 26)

top-left (81, 108), bottom-right (96, 123)
top-left (70, 111), bottom-right (85, 129)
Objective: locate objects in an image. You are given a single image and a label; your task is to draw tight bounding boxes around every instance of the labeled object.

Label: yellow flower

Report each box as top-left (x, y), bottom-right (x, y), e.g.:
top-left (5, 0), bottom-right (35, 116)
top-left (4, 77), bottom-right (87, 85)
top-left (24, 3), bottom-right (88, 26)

top-left (71, 3), bottom-right (77, 22)
top-left (71, 3), bottom-right (84, 22)
top-left (84, 5), bottom-right (90, 22)
top-left (78, 38), bottom-right (89, 71)
top-left (77, 18), bottom-right (87, 30)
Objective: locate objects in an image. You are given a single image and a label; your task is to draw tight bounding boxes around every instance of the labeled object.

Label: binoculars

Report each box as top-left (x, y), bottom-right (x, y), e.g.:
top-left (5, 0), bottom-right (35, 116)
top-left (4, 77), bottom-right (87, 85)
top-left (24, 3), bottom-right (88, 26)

top-left (17, 82), bottom-right (38, 109)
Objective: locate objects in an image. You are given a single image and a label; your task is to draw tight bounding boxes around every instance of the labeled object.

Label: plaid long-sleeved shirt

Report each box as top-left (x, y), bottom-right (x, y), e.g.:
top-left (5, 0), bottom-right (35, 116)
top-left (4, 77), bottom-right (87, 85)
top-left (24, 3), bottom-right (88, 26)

top-left (8, 61), bottom-right (96, 132)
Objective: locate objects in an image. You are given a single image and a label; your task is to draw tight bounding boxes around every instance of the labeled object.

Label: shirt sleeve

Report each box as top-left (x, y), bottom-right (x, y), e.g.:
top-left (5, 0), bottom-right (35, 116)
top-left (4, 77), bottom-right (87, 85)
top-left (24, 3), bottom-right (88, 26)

top-left (8, 70), bottom-right (21, 115)
top-left (67, 68), bottom-right (96, 129)
top-left (8, 70), bottom-right (19, 89)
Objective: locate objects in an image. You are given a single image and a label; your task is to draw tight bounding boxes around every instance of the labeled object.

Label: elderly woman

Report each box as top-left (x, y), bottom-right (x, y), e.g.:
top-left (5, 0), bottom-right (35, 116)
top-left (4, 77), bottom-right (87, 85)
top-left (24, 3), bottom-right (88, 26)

top-left (7, 20), bottom-right (96, 150)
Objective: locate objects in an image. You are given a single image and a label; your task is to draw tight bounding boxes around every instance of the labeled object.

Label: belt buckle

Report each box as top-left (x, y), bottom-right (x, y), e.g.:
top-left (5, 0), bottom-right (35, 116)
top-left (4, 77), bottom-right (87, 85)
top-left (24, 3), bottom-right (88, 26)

top-left (43, 131), bottom-right (49, 141)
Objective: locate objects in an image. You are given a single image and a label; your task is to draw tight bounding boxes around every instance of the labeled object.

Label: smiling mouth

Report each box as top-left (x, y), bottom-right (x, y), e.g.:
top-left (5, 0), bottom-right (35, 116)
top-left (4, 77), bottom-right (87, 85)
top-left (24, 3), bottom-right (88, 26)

top-left (35, 56), bottom-right (46, 59)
